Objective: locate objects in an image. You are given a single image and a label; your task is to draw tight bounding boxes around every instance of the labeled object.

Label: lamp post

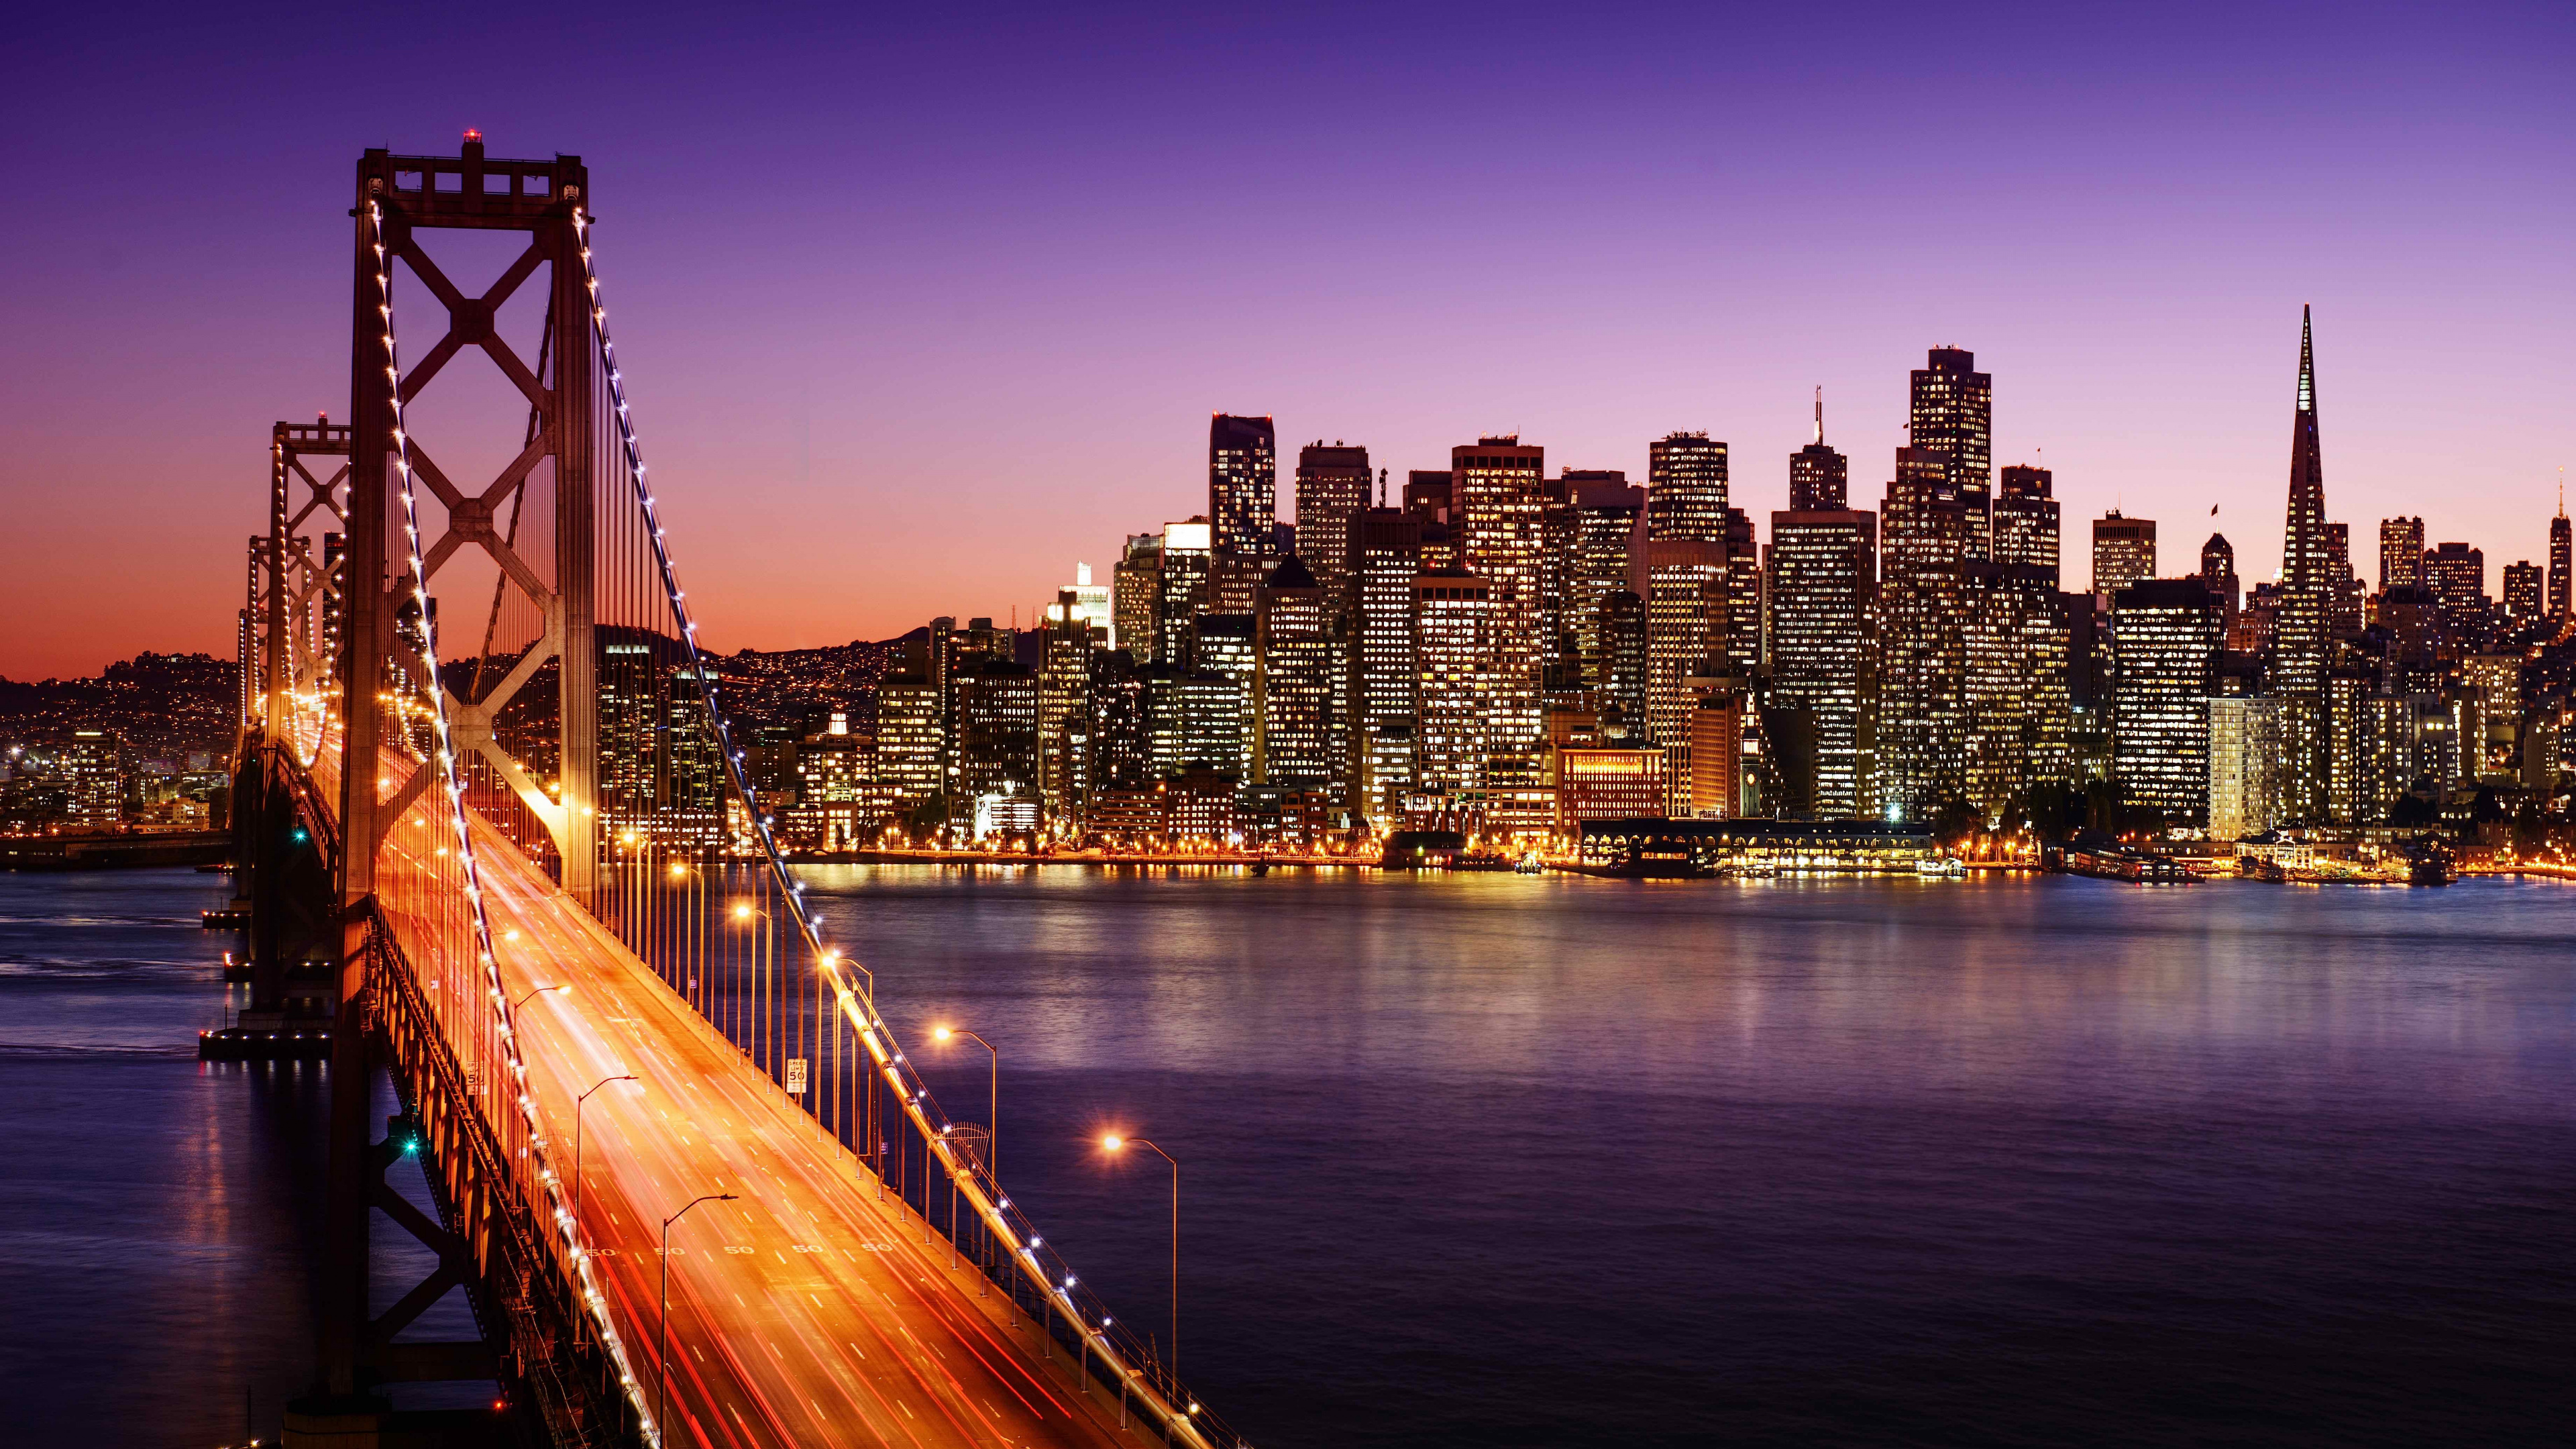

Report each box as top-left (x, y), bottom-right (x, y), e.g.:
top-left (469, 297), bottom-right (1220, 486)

top-left (511, 983), bottom-right (566, 1010)
top-left (659, 1191), bottom-right (736, 1437)
top-left (1100, 1134), bottom-right (1179, 1381)
top-left (930, 1026), bottom-right (998, 1183)
top-left (729, 901), bottom-right (771, 1072)
top-left (574, 1074), bottom-right (637, 1216)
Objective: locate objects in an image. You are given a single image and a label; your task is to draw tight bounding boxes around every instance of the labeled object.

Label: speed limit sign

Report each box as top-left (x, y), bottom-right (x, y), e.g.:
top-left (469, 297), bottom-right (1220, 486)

top-left (785, 1058), bottom-right (808, 1095)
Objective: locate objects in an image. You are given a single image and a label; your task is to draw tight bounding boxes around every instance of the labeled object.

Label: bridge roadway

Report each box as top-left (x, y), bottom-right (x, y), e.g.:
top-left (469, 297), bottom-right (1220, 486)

top-left (376, 798), bottom-right (1137, 1449)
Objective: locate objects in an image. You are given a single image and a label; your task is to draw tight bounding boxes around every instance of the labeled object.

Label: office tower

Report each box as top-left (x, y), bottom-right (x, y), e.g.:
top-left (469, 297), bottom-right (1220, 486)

top-left (64, 729), bottom-right (123, 826)
top-left (1193, 612), bottom-right (1256, 769)
top-left (1254, 558), bottom-right (1336, 785)
top-left (2379, 517), bottom-right (2426, 592)
top-left (1724, 506), bottom-right (1762, 673)
top-left (1403, 470), bottom-right (1453, 523)
top-left (2504, 561), bottom-right (2543, 624)
top-left (2200, 533), bottom-right (2241, 638)
top-left (1349, 508), bottom-right (1423, 827)
top-left (1209, 415), bottom-right (1278, 562)
top-left (1112, 533), bottom-right (1161, 663)
top-left (2091, 511), bottom-right (2156, 596)
top-left (1911, 348), bottom-right (1994, 558)
top-left (951, 657), bottom-right (1039, 822)
top-left (2424, 541), bottom-right (2489, 649)
top-left (2111, 578), bottom-right (2223, 820)
top-left (1153, 519), bottom-right (1212, 666)
top-left (1057, 563), bottom-right (1116, 646)
top-left (1643, 536), bottom-right (1727, 793)
top-left (2325, 522), bottom-right (2364, 638)
top-left (1142, 665), bottom-right (1244, 779)
top-left (2461, 653), bottom-right (2522, 781)
top-left (2198, 533), bottom-right (2239, 612)
top-left (1595, 590), bottom-right (1650, 746)
top-left (1293, 443), bottom-right (1372, 611)
top-left (1413, 569), bottom-right (1497, 797)
top-left (2380, 584), bottom-right (2444, 695)
top-left (873, 675), bottom-right (945, 823)
top-left (1962, 561), bottom-right (2071, 820)
top-left (1037, 592), bottom-right (1096, 830)
top-left (2324, 663), bottom-right (2371, 823)
top-left (1086, 649), bottom-right (1152, 795)
top-left (1534, 476), bottom-right (1576, 655)
top-left (2270, 306), bottom-right (2339, 818)
top-left (1766, 503), bottom-right (1878, 817)
top-left (1452, 436), bottom-right (1547, 750)
top-left (1993, 465), bottom-right (2059, 580)
top-left (1685, 691), bottom-right (1744, 816)
top-left (2553, 492), bottom-right (2572, 620)
top-left (794, 712), bottom-right (875, 849)
top-left (657, 661), bottom-right (728, 849)
top-left (1647, 433), bottom-right (1729, 543)
top-left (1878, 446), bottom-right (1970, 818)
top-left (1789, 389), bottom-right (1847, 511)
top-left (2207, 696), bottom-right (2288, 839)
top-left (1565, 472), bottom-right (1644, 679)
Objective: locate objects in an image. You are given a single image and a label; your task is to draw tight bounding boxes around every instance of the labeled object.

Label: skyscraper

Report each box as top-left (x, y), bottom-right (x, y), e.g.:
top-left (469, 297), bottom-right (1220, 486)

top-left (1766, 495), bottom-right (1877, 818)
top-left (1413, 569), bottom-right (1497, 798)
top-left (1253, 557), bottom-right (1336, 786)
top-left (1647, 433), bottom-right (1729, 543)
top-left (1877, 445), bottom-right (1969, 818)
top-left (1112, 533), bottom-right (1161, 663)
top-left (2503, 560), bottom-right (2542, 624)
top-left (1962, 561), bottom-right (2070, 820)
top-left (1293, 443), bottom-right (1371, 610)
top-left (1565, 472), bottom-right (1644, 681)
top-left (1993, 465), bottom-right (2059, 580)
top-left (1209, 415), bottom-right (1278, 562)
top-left (2379, 516), bottom-right (2426, 593)
top-left (1595, 590), bottom-right (1650, 747)
top-left (1788, 389), bottom-right (1847, 511)
top-left (1452, 437), bottom-right (1547, 751)
top-left (1911, 349), bottom-right (1994, 559)
top-left (2271, 306), bottom-right (2336, 816)
top-left (1349, 508), bottom-right (1424, 828)
top-left (2425, 541), bottom-right (2489, 647)
top-left (1643, 537), bottom-right (1727, 785)
top-left (2551, 491), bottom-right (2571, 621)
top-left (1723, 506), bottom-right (1762, 674)
top-left (2091, 511), bottom-right (2156, 596)
top-left (2111, 579), bottom-right (2223, 821)
top-left (2199, 533), bottom-right (2240, 639)
top-left (2208, 696), bottom-right (2289, 840)
top-left (1153, 519), bottom-right (1212, 667)
top-left (1036, 592), bottom-right (1095, 830)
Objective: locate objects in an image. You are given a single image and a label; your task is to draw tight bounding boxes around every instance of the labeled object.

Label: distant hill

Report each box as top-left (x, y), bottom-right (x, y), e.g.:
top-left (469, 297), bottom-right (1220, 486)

top-left (0, 652), bottom-right (240, 765)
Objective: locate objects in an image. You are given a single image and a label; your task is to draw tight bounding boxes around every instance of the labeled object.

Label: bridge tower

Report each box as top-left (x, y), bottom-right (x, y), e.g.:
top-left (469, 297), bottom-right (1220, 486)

top-left (324, 134), bottom-right (598, 1404)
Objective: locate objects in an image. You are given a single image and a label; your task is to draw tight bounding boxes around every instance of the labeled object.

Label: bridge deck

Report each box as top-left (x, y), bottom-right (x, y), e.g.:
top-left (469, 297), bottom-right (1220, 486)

top-left (361, 775), bottom-right (1138, 1449)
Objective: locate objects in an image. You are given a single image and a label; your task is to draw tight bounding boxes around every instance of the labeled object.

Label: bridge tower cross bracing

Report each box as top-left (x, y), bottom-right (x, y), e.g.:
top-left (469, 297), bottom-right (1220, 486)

top-left (328, 136), bottom-right (596, 1402)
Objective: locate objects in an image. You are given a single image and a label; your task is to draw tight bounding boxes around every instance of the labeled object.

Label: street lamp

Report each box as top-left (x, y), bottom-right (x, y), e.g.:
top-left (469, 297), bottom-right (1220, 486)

top-left (574, 1074), bottom-right (638, 1215)
top-left (659, 1191), bottom-right (737, 1437)
top-left (1099, 1134), bottom-right (1179, 1381)
top-left (930, 1026), bottom-right (998, 1182)
top-left (511, 983), bottom-right (566, 1010)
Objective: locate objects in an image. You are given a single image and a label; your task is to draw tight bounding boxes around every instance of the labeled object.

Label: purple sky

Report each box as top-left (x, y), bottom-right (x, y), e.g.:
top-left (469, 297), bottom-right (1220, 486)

top-left (3, 1), bottom-right (2569, 678)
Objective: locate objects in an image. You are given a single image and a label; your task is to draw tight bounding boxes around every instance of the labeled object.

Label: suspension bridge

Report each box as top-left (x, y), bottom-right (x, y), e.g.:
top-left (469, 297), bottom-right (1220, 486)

top-left (219, 135), bottom-right (1240, 1449)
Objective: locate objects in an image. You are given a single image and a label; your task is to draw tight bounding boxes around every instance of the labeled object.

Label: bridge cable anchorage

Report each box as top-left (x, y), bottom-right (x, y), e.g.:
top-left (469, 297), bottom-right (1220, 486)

top-left (572, 207), bottom-right (1234, 1448)
top-left (369, 201), bottom-right (661, 1444)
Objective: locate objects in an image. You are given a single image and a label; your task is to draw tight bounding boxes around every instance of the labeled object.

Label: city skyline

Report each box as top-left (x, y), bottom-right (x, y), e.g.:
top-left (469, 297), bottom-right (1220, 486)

top-left (5, 1), bottom-right (2573, 678)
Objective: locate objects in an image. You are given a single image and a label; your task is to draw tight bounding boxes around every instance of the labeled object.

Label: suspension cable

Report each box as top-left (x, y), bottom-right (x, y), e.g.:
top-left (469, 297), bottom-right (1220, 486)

top-left (368, 201), bottom-right (661, 1442)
